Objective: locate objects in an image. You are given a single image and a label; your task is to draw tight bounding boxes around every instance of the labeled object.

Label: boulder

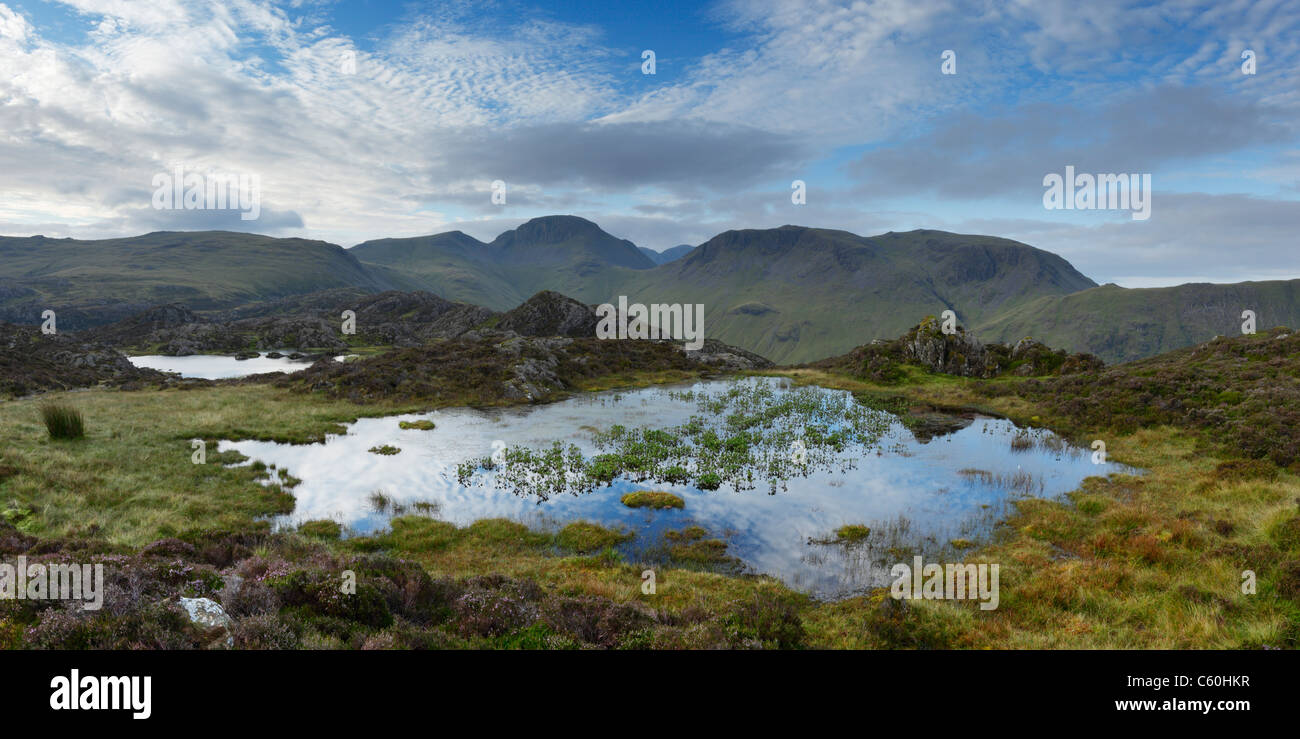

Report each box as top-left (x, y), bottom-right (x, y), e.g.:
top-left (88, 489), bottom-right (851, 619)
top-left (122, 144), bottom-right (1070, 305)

top-left (179, 596), bottom-right (234, 649)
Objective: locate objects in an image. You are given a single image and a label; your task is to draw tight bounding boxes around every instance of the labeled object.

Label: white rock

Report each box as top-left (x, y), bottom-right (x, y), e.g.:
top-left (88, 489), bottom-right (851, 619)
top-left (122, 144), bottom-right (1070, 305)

top-left (179, 596), bottom-right (234, 648)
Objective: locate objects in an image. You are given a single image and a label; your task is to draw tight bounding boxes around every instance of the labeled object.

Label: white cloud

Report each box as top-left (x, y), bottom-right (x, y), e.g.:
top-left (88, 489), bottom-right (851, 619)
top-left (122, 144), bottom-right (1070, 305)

top-left (0, 0), bottom-right (1295, 294)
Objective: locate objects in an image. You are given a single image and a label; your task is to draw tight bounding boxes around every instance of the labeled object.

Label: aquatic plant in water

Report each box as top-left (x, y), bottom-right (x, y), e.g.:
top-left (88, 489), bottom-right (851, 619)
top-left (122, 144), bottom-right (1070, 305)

top-left (456, 380), bottom-right (894, 500)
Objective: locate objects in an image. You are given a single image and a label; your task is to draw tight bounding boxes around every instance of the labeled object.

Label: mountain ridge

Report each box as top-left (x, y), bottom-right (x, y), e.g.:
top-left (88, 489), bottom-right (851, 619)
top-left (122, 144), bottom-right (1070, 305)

top-left (2, 217), bottom-right (1295, 364)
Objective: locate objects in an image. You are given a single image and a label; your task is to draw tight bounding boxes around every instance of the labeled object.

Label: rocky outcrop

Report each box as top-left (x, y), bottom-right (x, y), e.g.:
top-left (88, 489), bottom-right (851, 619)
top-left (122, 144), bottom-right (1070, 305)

top-left (899, 316), bottom-right (998, 377)
top-left (0, 322), bottom-right (171, 396)
top-left (812, 316), bottom-right (1103, 381)
top-left (278, 331), bottom-right (774, 404)
top-left (495, 291), bottom-right (599, 338)
top-left (686, 338), bottom-right (775, 371)
top-left (81, 290), bottom-right (497, 354)
top-left (84, 304), bottom-right (202, 346)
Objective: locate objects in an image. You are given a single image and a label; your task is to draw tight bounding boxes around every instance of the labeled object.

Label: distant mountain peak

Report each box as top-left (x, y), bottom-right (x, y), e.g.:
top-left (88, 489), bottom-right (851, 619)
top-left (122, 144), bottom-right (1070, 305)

top-left (487, 214), bottom-right (654, 270)
top-left (505, 215), bottom-right (606, 244)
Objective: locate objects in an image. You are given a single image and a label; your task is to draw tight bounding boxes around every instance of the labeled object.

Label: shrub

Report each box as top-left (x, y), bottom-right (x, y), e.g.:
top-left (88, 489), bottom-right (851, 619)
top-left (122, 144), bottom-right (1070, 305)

top-left (865, 595), bottom-right (967, 649)
top-left (453, 586), bottom-right (540, 638)
top-left (542, 596), bottom-right (654, 648)
top-left (724, 592), bottom-right (806, 649)
top-left (1268, 516), bottom-right (1300, 554)
top-left (232, 613), bottom-right (299, 649)
top-left (269, 569), bottom-right (393, 629)
top-left (38, 403), bottom-right (84, 440)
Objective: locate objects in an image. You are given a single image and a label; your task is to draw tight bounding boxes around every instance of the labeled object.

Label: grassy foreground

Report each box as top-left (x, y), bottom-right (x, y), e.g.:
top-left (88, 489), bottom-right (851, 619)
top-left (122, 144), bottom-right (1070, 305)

top-left (2, 357), bottom-right (1299, 648)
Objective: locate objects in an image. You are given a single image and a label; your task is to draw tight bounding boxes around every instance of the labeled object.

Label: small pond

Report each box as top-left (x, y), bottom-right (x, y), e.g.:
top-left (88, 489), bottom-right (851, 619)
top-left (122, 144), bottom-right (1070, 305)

top-left (220, 377), bottom-right (1135, 598)
top-left (128, 352), bottom-right (317, 379)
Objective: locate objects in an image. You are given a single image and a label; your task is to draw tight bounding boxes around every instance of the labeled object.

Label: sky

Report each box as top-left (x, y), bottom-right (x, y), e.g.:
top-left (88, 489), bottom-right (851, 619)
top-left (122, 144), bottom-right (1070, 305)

top-left (0, 0), bottom-right (1297, 287)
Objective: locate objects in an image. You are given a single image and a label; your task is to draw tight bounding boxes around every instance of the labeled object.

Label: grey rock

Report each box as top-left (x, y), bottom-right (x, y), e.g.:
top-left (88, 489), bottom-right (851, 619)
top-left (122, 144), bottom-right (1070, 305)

top-left (179, 596), bottom-right (234, 649)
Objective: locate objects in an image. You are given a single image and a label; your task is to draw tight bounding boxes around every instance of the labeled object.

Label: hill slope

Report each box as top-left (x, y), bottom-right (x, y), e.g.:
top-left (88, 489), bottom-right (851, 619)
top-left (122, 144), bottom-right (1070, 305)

top-left (354, 222), bottom-right (1098, 364)
top-left (606, 227), bottom-right (1097, 364)
top-left (639, 244), bottom-right (695, 265)
top-left (6, 219), bottom-right (1292, 366)
top-left (0, 231), bottom-right (391, 330)
top-left (976, 280), bottom-right (1300, 364)
top-left (350, 215), bottom-right (655, 311)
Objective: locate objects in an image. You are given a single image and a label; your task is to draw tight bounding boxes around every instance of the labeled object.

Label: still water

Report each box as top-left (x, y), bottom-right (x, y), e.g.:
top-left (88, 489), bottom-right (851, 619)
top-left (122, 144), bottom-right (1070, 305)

top-left (128, 353), bottom-right (316, 379)
top-left (221, 377), bottom-right (1134, 598)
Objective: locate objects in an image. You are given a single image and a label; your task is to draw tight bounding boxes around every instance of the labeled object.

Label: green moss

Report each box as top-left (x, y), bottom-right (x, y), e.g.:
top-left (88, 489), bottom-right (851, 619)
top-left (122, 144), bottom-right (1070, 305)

top-left (620, 491), bottom-right (685, 510)
top-left (368, 445), bottom-right (401, 455)
top-left (399, 420), bottom-right (436, 430)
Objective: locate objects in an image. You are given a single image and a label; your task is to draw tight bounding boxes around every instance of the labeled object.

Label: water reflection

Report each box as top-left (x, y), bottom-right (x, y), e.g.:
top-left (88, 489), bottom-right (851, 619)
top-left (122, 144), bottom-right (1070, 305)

top-left (128, 353), bottom-right (314, 379)
top-left (221, 377), bottom-right (1136, 598)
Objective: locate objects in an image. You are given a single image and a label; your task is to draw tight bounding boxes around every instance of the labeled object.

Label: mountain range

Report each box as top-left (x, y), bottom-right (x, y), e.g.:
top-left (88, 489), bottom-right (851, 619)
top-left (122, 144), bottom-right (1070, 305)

top-left (1, 215), bottom-right (1295, 364)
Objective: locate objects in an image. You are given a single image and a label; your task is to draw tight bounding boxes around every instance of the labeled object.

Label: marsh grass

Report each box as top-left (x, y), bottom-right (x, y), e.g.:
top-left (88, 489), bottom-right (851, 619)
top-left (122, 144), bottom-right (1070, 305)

top-left (0, 385), bottom-right (422, 544)
top-left (457, 379), bottom-right (893, 499)
top-left (38, 403), bottom-right (84, 440)
top-left (6, 364), bottom-right (1299, 650)
top-left (789, 367), bottom-right (1300, 648)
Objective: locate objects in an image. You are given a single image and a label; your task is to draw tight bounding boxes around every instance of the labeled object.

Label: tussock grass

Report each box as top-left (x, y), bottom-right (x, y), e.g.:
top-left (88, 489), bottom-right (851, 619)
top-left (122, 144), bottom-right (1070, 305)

top-left (38, 403), bottom-right (84, 440)
top-left (0, 385), bottom-right (422, 545)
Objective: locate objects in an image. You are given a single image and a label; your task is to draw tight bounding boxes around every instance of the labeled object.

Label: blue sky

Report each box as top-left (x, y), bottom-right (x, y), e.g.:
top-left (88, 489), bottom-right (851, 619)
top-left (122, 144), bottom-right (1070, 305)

top-left (0, 0), bottom-right (1297, 287)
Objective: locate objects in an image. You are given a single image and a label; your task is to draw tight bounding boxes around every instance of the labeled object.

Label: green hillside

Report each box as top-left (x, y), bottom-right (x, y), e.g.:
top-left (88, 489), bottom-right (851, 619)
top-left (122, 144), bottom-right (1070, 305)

top-left (976, 280), bottom-right (1300, 364)
top-left (351, 216), bottom-right (655, 311)
top-left (348, 231), bottom-right (523, 309)
top-left (604, 227), bottom-right (1098, 364)
top-left (354, 220), bottom-right (1098, 364)
top-left (4, 219), bottom-right (1294, 366)
top-left (0, 231), bottom-right (390, 329)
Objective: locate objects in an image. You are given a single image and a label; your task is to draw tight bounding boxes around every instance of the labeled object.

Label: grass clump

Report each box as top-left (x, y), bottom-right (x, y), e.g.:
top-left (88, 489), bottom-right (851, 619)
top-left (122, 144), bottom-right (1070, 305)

top-left (834, 524), bottom-right (871, 542)
top-left (368, 445), bottom-right (400, 456)
top-left (556, 522), bottom-right (631, 554)
top-left (399, 420), bottom-right (436, 430)
top-left (298, 520), bottom-right (342, 540)
top-left (38, 403), bottom-right (84, 440)
top-left (620, 491), bottom-right (685, 510)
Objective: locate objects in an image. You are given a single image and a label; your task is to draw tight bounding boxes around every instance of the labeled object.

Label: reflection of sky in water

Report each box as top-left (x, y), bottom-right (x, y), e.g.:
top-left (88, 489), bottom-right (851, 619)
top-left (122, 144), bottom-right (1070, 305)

top-left (129, 353), bottom-right (314, 379)
top-left (220, 378), bottom-right (1137, 599)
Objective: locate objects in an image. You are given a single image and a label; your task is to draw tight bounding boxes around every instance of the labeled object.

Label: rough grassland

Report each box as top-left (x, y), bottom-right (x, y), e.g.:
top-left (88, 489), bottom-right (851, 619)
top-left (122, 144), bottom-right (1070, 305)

top-left (773, 367), bottom-right (1300, 648)
top-left (3, 343), bottom-right (1299, 648)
